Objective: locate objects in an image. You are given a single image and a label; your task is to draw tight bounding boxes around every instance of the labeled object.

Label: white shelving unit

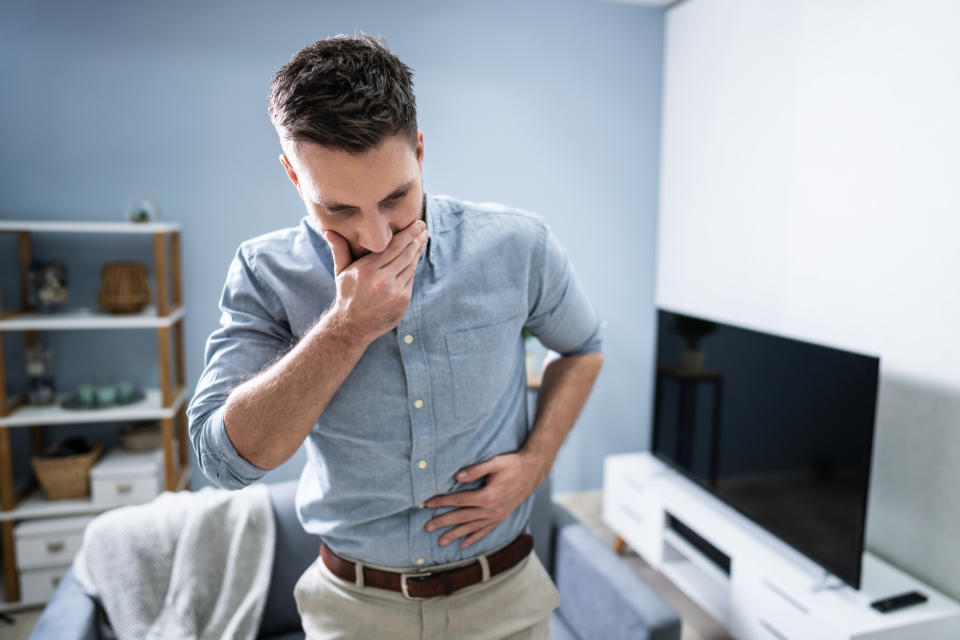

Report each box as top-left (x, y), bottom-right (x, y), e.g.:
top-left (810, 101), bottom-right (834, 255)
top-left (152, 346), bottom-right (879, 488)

top-left (0, 221), bottom-right (180, 234)
top-left (603, 452), bottom-right (960, 640)
top-left (0, 220), bottom-right (190, 609)
top-left (0, 305), bottom-right (184, 331)
top-left (1, 388), bottom-right (187, 428)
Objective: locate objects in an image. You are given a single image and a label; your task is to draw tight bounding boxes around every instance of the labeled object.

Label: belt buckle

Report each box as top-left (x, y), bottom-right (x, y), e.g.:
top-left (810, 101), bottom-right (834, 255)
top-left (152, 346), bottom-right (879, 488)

top-left (400, 571), bottom-right (433, 600)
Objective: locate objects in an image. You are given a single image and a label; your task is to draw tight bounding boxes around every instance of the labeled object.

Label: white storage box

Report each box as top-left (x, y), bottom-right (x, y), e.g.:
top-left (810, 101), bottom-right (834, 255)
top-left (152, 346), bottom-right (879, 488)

top-left (19, 565), bottom-right (70, 604)
top-left (14, 514), bottom-right (96, 570)
top-left (88, 446), bottom-right (165, 507)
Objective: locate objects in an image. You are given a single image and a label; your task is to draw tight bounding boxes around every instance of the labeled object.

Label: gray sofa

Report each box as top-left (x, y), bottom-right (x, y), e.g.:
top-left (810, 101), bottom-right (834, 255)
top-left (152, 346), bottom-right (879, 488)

top-left (31, 478), bottom-right (680, 640)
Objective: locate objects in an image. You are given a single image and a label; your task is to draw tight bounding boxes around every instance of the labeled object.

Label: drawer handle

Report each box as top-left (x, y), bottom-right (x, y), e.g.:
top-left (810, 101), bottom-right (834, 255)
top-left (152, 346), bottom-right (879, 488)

top-left (620, 504), bottom-right (645, 524)
top-left (46, 541), bottom-right (65, 553)
top-left (758, 618), bottom-right (789, 640)
top-left (762, 579), bottom-right (809, 614)
top-left (117, 483), bottom-right (133, 494)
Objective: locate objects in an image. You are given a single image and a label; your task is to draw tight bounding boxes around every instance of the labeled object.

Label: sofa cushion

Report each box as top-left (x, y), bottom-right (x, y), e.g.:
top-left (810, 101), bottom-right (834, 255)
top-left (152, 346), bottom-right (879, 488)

top-left (554, 524), bottom-right (681, 640)
top-left (550, 610), bottom-right (580, 640)
top-left (258, 481), bottom-right (321, 637)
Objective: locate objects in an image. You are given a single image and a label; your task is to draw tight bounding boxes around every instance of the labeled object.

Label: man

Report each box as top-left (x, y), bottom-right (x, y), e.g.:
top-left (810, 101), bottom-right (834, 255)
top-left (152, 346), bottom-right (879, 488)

top-left (187, 34), bottom-right (603, 639)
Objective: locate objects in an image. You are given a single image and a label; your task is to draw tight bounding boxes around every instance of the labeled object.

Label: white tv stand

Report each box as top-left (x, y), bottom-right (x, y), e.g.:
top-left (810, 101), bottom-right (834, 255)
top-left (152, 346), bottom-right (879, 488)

top-left (603, 452), bottom-right (960, 640)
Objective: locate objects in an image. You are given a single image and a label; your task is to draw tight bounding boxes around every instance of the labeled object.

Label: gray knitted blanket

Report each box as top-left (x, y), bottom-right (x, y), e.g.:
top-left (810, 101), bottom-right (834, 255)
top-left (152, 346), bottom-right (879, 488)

top-left (74, 483), bottom-right (275, 640)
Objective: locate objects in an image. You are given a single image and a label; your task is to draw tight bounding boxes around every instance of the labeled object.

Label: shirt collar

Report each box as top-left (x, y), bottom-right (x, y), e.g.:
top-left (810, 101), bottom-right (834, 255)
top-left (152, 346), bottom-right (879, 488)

top-left (424, 193), bottom-right (442, 273)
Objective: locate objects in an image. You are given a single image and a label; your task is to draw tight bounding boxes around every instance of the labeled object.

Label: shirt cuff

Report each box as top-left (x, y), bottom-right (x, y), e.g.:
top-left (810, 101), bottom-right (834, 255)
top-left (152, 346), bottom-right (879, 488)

top-left (203, 405), bottom-right (268, 489)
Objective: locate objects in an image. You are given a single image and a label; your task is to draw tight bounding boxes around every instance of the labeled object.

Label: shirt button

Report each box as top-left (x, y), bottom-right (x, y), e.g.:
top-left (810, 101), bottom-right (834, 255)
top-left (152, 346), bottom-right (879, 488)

top-left (418, 460), bottom-right (427, 470)
top-left (414, 399), bottom-right (424, 409)
top-left (417, 557), bottom-right (425, 565)
top-left (418, 503), bottom-right (425, 509)
top-left (404, 334), bottom-right (414, 344)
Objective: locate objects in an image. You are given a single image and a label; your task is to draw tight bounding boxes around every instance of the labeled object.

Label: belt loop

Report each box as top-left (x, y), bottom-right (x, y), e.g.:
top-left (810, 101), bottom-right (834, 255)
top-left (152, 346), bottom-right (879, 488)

top-left (355, 561), bottom-right (365, 588)
top-left (478, 553), bottom-right (491, 582)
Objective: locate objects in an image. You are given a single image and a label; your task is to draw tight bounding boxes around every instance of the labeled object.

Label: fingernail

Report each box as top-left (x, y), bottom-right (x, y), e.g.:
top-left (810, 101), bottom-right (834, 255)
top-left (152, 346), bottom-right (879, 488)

top-left (439, 538), bottom-right (448, 546)
top-left (426, 524), bottom-right (434, 532)
top-left (457, 471), bottom-right (467, 479)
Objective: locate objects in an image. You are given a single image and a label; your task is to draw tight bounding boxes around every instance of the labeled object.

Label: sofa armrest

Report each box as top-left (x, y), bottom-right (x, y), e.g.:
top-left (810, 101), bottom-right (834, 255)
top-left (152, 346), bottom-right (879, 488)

top-left (554, 524), bottom-right (681, 640)
top-left (29, 566), bottom-right (99, 640)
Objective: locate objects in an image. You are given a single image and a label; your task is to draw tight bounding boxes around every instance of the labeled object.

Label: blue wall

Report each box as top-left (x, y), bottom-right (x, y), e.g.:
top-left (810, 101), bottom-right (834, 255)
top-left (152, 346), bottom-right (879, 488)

top-left (0, 0), bottom-right (663, 492)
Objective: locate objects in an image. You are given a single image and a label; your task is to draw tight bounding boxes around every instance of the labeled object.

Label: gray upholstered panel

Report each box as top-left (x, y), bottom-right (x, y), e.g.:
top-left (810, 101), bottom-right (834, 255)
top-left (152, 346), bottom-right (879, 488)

top-left (554, 524), bottom-right (680, 640)
top-left (258, 481), bottom-right (319, 638)
top-left (29, 570), bottom-right (98, 640)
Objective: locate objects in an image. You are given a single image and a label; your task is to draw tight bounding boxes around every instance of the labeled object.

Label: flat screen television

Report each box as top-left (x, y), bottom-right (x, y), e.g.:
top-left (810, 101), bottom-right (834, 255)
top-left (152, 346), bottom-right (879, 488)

top-left (651, 308), bottom-right (879, 589)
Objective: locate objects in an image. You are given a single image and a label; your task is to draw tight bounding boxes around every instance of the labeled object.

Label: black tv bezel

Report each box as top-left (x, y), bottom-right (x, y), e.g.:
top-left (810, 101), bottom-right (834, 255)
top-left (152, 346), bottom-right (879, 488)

top-left (650, 307), bottom-right (879, 590)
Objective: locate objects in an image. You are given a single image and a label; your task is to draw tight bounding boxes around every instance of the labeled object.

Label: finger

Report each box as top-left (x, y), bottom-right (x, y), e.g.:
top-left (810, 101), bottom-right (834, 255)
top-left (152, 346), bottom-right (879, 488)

top-left (438, 519), bottom-right (490, 547)
top-left (461, 523), bottom-right (498, 550)
top-left (382, 229), bottom-right (427, 278)
top-left (373, 219), bottom-right (426, 269)
top-left (425, 507), bottom-right (483, 533)
top-left (324, 230), bottom-right (353, 276)
top-left (455, 457), bottom-right (499, 483)
top-left (425, 488), bottom-right (483, 509)
top-left (397, 242), bottom-right (426, 289)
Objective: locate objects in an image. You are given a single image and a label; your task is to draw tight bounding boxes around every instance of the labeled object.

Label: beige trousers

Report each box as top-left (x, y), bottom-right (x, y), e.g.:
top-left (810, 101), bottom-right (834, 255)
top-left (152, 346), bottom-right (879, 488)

top-left (293, 548), bottom-right (560, 640)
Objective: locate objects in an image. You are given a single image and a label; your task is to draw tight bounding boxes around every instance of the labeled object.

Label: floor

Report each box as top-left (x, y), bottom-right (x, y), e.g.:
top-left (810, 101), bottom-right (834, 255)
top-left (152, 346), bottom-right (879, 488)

top-left (2, 491), bottom-right (732, 640)
top-left (0, 606), bottom-right (43, 640)
top-left (554, 490), bottom-right (732, 640)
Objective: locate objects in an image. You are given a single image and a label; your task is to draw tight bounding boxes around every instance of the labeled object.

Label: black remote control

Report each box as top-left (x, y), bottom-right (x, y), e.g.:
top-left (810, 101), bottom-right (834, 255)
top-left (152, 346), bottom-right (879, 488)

top-left (870, 591), bottom-right (928, 613)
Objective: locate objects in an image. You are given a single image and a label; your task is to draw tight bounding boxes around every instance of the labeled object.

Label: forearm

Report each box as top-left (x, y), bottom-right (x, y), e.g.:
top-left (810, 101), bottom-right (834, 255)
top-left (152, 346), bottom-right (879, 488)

top-left (521, 352), bottom-right (604, 483)
top-left (223, 305), bottom-right (371, 469)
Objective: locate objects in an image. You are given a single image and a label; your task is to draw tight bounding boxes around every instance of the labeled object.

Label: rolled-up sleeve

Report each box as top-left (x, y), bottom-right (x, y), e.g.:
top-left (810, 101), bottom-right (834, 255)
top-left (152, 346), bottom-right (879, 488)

top-left (187, 246), bottom-right (294, 489)
top-left (524, 223), bottom-right (603, 356)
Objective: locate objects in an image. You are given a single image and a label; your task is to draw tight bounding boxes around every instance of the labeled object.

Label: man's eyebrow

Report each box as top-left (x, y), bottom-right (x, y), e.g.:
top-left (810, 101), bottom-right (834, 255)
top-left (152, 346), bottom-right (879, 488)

top-left (321, 179), bottom-right (416, 212)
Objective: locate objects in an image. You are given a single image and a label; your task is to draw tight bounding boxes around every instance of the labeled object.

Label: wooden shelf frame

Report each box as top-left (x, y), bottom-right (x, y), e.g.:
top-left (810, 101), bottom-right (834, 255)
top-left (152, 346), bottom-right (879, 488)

top-left (0, 223), bottom-right (190, 604)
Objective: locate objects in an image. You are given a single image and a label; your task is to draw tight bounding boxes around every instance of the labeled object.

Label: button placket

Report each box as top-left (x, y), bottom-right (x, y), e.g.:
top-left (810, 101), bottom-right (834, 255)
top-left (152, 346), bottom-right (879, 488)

top-left (400, 283), bottom-right (436, 567)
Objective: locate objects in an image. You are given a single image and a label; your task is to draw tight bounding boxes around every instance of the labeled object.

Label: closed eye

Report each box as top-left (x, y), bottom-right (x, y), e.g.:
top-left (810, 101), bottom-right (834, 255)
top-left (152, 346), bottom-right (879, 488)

top-left (381, 190), bottom-right (408, 206)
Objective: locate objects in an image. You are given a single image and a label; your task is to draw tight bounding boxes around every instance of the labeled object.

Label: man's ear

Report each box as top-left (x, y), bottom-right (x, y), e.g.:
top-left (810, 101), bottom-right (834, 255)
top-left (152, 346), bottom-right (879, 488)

top-left (415, 130), bottom-right (425, 170)
top-left (279, 153), bottom-right (302, 196)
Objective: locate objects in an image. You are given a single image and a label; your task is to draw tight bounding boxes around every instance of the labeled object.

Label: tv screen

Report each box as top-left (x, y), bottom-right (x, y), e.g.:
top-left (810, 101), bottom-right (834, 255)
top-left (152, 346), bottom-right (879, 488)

top-left (651, 308), bottom-right (879, 589)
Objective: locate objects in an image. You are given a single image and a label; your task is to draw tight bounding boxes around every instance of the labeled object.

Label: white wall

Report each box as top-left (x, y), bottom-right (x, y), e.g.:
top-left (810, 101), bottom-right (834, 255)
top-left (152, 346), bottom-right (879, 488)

top-left (657, 0), bottom-right (960, 599)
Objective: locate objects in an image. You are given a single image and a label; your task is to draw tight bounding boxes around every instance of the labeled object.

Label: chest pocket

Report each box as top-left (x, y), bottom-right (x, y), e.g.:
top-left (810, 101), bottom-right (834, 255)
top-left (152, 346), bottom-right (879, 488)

top-left (445, 316), bottom-right (522, 420)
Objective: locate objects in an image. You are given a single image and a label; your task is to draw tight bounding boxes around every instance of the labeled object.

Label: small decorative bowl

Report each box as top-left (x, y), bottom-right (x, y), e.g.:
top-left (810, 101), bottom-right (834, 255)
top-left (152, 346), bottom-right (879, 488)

top-left (94, 384), bottom-right (117, 406)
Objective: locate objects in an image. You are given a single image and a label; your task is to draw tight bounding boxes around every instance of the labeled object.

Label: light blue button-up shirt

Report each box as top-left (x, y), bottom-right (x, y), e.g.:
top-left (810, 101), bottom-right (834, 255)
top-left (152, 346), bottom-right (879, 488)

top-left (187, 194), bottom-right (602, 568)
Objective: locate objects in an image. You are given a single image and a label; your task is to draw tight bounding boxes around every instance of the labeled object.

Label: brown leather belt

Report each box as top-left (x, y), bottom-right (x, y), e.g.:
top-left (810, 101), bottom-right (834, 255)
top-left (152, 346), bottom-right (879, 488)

top-left (319, 533), bottom-right (533, 600)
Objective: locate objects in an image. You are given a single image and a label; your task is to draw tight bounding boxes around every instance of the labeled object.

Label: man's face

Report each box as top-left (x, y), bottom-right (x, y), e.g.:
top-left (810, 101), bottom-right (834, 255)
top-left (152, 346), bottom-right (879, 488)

top-left (280, 132), bottom-right (425, 260)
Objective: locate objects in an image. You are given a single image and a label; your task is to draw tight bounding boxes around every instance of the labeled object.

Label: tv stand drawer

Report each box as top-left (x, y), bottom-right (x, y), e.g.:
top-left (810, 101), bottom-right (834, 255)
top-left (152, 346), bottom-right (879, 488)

top-left (730, 562), bottom-right (838, 640)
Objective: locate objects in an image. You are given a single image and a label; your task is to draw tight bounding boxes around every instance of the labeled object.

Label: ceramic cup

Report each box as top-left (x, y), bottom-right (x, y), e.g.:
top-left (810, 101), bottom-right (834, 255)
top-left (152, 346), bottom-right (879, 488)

top-left (116, 381), bottom-right (135, 403)
top-left (76, 384), bottom-right (95, 407)
top-left (95, 384), bottom-right (117, 407)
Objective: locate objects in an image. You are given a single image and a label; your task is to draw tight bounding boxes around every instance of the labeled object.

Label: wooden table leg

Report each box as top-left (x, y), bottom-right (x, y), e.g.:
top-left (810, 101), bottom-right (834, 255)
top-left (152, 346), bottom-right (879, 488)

top-left (613, 535), bottom-right (628, 555)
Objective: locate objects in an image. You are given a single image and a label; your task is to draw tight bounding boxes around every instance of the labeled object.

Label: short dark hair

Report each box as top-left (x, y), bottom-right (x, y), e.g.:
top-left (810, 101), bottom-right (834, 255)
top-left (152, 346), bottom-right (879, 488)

top-left (268, 34), bottom-right (418, 153)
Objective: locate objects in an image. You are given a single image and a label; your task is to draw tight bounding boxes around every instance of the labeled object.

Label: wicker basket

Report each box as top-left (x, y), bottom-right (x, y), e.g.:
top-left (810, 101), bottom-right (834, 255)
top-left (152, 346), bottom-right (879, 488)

top-left (119, 422), bottom-right (162, 451)
top-left (97, 262), bottom-right (152, 314)
top-left (31, 442), bottom-right (103, 500)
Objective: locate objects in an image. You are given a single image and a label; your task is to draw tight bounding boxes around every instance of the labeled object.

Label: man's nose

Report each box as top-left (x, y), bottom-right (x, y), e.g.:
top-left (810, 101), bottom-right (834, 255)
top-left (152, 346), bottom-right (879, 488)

top-left (356, 212), bottom-right (393, 254)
